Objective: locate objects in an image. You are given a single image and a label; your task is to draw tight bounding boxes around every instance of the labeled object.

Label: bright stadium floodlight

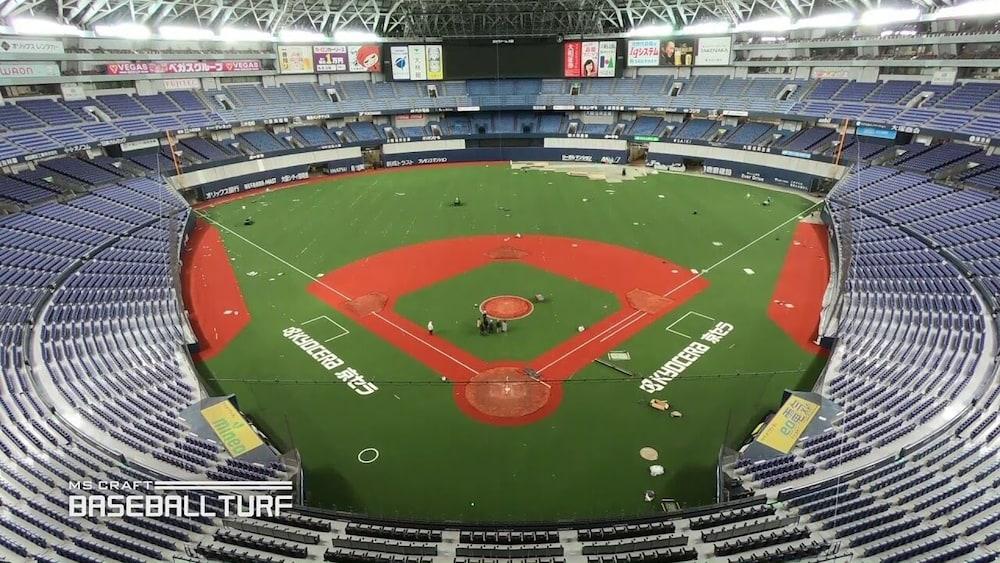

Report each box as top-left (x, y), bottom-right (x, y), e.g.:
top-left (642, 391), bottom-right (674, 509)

top-left (626, 24), bottom-right (673, 37)
top-left (735, 16), bottom-right (792, 33)
top-left (159, 25), bottom-right (216, 40)
top-left (279, 29), bottom-right (326, 43)
top-left (859, 7), bottom-right (921, 26)
top-left (219, 27), bottom-right (275, 42)
top-left (333, 29), bottom-right (381, 42)
top-left (94, 22), bottom-right (151, 39)
top-left (794, 12), bottom-right (855, 29)
top-left (679, 21), bottom-right (731, 35)
top-left (932, 0), bottom-right (1000, 20)
top-left (10, 17), bottom-right (83, 36)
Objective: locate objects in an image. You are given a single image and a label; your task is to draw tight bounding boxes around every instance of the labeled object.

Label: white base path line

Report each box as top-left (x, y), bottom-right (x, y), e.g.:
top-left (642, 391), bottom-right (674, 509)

top-left (541, 202), bottom-right (820, 372)
top-left (302, 315), bottom-right (351, 342)
top-left (537, 310), bottom-right (645, 373)
top-left (197, 212), bottom-right (477, 375)
top-left (661, 310), bottom-right (715, 341)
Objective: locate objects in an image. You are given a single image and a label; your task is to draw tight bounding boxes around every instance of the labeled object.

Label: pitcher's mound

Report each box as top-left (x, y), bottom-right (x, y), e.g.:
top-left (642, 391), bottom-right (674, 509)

top-left (480, 295), bottom-right (534, 320)
top-left (347, 292), bottom-right (387, 316)
top-left (487, 245), bottom-right (528, 260)
top-left (627, 289), bottom-right (673, 314)
top-left (466, 367), bottom-right (550, 418)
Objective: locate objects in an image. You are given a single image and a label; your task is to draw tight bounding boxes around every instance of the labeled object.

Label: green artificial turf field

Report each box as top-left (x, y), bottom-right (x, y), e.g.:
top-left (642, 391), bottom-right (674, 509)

top-left (190, 164), bottom-right (827, 522)
top-left (395, 261), bottom-right (619, 361)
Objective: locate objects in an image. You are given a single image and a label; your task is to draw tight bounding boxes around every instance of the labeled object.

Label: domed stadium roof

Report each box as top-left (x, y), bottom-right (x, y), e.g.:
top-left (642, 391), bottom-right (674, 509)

top-left (13, 0), bottom-right (940, 38)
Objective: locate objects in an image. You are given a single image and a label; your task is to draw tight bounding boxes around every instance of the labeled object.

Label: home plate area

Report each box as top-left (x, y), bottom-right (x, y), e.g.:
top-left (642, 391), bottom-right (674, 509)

top-left (465, 367), bottom-right (551, 418)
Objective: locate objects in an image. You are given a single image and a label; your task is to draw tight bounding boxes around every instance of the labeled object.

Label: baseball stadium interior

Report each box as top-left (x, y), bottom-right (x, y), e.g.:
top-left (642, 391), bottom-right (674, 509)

top-left (0, 0), bottom-right (998, 561)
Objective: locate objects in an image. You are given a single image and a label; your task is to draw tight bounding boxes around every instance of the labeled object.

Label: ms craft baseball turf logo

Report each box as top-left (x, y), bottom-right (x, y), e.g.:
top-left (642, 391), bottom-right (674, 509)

top-left (66, 479), bottom-right (294, 518)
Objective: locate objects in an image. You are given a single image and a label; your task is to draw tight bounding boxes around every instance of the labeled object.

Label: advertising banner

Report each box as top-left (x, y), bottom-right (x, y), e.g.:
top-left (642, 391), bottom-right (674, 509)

top-left (426, 44), bottom-right (444, 80)
top-left (695, 36), bottom-right (732, 66)
top-left (0, 61), bottom-right (60, 78)
top-left (626, 39), bottom-right (660, 67)
top-left (390, 45), bottom-right (410, 80)
top-left (107, 60), bottom-right (262, 75)
top-left (201, 401), bottom-right (265, 457)
top-left (314, 45), bottom-right (349, 73)
top-left (348, 44), bottom-right (381, 72)
top-left (278, 46), bottom-right (314, 73)
top-left (597, 41), bottom-right (617, 77)
top-left (581, 42), bottom-right (600, 77)
top-left (408, 45), bottom-right (427, 80)
top-left (0, 37), bottom-right (64, 54)
top-left (661, 40), bottom-right (694, 66)
top-left (563, 41), bottom-right (582, 77)
top-left (162, 77), bottom-right (202, 90)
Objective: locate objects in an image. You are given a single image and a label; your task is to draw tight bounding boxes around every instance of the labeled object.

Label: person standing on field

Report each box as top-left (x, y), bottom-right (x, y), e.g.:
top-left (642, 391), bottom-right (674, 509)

top-left (427, 320), bottom-right (434, 336)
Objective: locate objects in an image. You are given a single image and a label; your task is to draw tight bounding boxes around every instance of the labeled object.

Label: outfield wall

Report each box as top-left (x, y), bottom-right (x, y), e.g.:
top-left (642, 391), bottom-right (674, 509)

top-left (171, 146), bottom-right (364, 200)
top-left (646, 142), bottom-right (848, 191)
top-left (382, 138), bottom-right (629, 167)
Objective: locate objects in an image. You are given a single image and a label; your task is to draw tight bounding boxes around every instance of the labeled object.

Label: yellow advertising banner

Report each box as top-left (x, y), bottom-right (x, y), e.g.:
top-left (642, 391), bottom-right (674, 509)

top-left (201, 401), bottom-right (263, 457)
top-left (756, 395), bottom-right (820, 454)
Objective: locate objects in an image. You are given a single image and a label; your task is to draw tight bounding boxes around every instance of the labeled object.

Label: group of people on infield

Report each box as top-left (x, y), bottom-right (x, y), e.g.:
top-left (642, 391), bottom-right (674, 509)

top-left (478, 313), bottom-right (508, 336)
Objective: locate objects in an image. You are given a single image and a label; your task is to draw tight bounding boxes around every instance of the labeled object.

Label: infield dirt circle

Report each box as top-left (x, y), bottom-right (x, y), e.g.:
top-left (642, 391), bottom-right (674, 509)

top-left (465, 367), bottom-right (551, 418)
top-left (480, 295), bottom-right (534, 320)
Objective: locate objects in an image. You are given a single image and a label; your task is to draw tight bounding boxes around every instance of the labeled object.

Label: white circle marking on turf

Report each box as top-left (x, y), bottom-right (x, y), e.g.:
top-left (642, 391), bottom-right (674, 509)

top-left (358, 448), bottom-right (380, 464)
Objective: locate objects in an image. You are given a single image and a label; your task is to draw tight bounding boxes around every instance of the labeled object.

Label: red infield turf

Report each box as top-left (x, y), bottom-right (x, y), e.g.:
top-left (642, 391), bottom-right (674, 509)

top-left (307, 234), bottom-right (709, 425)
top-left (183, 196), bottom-right (830, 426)
top-left (768, 222), bottom-right (830, 355)
top-left (181, 222), bottom-right (250, 361)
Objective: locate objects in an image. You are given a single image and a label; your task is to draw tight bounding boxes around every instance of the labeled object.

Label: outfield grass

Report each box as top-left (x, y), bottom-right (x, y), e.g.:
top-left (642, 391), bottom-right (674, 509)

top-left (192, 164), bottom-right (826, 522)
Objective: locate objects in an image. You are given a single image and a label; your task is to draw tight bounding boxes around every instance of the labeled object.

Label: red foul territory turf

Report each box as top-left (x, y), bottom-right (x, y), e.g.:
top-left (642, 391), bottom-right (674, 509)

top-left (768, 222), bottom-right (830, 355)
top-left (182, 220), bottom-right (251, 361)
top-left (308, 235), bottom-right (708, 425)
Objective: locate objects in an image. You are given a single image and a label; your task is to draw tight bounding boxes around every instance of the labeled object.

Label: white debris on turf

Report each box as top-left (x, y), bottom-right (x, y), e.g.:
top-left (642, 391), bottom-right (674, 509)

top-left (743, 268), bottom-right (755, 275)
top-left (577, 326), bottom-right (585, 332)
top-left (712, 241), bottom-right (723, 246)
top-left (649, 465), bottom-right (665, 477)
top-left (690, 268), bottom-right (699, 274)
top-left (582, 198), bottom-right (588, 202)
top-left (658, 194), bottom-right (665, 198)
top-left (246, 271), bottom-right (258, 277)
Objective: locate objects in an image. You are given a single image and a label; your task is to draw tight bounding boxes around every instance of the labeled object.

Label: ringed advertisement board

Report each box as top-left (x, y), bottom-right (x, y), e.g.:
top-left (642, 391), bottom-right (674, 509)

top-left (387, 44), bottom-right (444, 80)
top-left (278, 45), bottom-right (314, 73)
top-left (313, 45), bottom-right (349, 72)
top-left (626, 37), bottom-right (730, 66)
top-left (565, 41), bottom-right (618, 78)
top-left (0, 61), bottom-right (60, 78)
top-left (106, 60), bottom-right (262, 75)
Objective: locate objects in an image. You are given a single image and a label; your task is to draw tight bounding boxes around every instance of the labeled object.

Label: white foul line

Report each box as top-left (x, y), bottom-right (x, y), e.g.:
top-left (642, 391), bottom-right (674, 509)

top-left (539, 202), bottom-right (820, 373)
top-left (197, 212), bottom-right (477, 375)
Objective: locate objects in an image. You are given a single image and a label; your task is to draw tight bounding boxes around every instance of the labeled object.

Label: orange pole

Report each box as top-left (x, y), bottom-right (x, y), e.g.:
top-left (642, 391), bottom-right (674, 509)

top-left (164, 131), bottom-right (183, 176)
top-left (834, 119), bottom-right (850, 166)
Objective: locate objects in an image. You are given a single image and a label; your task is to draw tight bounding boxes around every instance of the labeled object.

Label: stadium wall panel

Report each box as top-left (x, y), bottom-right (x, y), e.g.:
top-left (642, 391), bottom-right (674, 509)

top-left (647, 141), bottom-right (847, 180)
top-left (382, 146), bottom-right (627, 167)
top-left (172, 146), bottom-right (364, 195)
